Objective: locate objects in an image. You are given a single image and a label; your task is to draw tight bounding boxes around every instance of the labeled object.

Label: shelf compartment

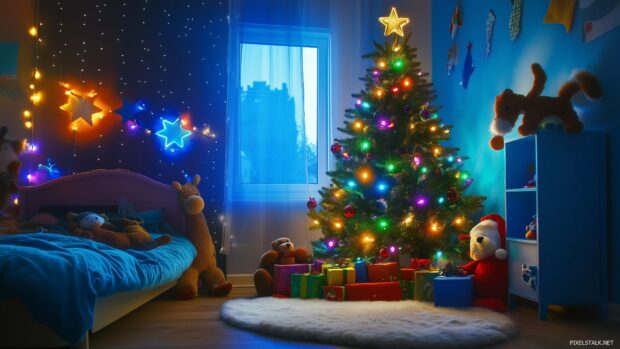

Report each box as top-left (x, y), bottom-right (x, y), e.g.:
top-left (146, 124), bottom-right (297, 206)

top-left (505, 190), bottom-right (536, 240)
top-left (505, 136), bottom-right (536, 190)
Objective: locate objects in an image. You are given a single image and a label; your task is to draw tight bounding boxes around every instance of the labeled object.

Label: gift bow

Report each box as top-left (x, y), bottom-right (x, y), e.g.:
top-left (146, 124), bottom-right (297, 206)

top-left (410, 258), bottom-right (432, 269)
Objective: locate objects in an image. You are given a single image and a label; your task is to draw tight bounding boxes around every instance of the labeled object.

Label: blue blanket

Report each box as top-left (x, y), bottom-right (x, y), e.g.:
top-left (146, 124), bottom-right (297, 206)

top-left (0, 232), bottom-right (196, 344)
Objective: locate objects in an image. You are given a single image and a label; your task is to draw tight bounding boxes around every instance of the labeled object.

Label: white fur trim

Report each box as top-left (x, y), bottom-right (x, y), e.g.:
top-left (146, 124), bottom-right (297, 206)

top-left (495, 249), bottom-right (507, 260)
top-left (489, 118), bottom-right (513, 136)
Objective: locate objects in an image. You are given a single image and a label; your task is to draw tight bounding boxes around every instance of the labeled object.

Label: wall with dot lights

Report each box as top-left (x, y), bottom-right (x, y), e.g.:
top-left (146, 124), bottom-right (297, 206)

top-left (11, 0), bottom-right (229, 252)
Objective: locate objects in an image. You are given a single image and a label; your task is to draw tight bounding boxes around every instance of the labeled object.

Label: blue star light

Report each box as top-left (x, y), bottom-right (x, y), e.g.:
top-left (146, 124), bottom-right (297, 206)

top-left (156, 118), bottom-right (192, 149)
top-left (114, 98), bottom-right (147, 123)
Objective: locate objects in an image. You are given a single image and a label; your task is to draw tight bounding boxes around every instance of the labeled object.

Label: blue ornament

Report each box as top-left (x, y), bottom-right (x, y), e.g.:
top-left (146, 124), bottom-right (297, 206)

top-left (156, 118), bottom-right (192, 149)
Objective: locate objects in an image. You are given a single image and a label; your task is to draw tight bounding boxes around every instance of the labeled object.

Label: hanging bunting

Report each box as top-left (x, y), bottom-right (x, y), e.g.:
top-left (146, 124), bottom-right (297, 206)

top-left (460, 42), bottom-right (474, 89)
top-left (509, 0), bottom-right (523, 40)
top-left (447, 42), bottom-right (458, 75)
top-left (449, 1), bottom-right (463, 39)
top-left (582, 0), bottom-right (620, 43)
top-left (484, 10), bottom-right (496, 59)
top-left (544, 0), bottom-right (577, 32)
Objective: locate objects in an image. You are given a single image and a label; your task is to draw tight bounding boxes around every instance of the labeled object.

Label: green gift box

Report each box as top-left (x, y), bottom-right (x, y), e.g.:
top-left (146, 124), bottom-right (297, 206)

top-left (400, 280), bottom-right (415, 300)
top-left (326, 267), bottom-right (356, 286)
top-left (291, 273), bottom-right (326, 299)
top-left (413, 270), bottom-right (439, 302)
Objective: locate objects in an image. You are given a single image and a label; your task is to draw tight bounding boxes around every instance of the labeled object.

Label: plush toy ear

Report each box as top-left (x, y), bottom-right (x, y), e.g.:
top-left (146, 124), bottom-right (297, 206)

top-left (171, 181), bottom-right (182, 191)
top-left (192, 174), bottom-right (201, 186)
top-left (503, 89), bottom-right (513, 95)
top-left (99, 213), bottom-right (109, 221)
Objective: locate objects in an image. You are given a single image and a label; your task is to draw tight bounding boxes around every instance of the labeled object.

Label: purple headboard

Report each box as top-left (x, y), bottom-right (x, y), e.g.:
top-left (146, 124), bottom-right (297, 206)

top-left (19, 169), bottom-right (185, 233)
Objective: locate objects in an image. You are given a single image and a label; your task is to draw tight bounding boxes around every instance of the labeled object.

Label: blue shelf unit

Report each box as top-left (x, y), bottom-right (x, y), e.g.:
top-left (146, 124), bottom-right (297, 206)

top-left (504, 132), bottom-right (607, 320)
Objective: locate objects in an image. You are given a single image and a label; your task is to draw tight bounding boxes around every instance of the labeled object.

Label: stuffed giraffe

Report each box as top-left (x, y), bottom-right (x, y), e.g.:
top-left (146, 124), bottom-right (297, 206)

top-left (172, 175), bottom-right (232, 299)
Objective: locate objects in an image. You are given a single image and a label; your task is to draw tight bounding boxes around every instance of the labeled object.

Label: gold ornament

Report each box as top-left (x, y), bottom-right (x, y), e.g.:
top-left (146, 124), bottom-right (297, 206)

top-left (379, 7), bottom-right (410, 37)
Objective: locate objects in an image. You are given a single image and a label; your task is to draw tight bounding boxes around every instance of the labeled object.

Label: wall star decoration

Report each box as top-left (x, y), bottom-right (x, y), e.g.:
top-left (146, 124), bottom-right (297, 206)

top-left (156, 118), bottom-right (192, 149)
top-left (379, 7), bottom-right (410, 37)
top-left (114, 98), bottom-right (146, 123)
top-left (60, 91), bottom-right (102, 126)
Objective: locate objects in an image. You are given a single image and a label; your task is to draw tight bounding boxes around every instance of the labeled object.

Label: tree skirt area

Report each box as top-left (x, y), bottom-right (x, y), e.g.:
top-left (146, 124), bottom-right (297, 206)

top-left (220, 297), bottom-right (517, 348)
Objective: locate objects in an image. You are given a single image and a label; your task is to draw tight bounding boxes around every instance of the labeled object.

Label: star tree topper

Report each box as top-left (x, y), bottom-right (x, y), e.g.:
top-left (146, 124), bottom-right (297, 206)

top-left (379, 7), bottom-right (410, 37)
top-left (60, 90), bottom-right (102, 126)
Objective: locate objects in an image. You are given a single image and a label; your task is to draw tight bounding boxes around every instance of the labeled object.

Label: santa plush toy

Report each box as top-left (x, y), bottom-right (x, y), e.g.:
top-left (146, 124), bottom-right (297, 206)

top-left (461, 214), bottom-right (508, 312)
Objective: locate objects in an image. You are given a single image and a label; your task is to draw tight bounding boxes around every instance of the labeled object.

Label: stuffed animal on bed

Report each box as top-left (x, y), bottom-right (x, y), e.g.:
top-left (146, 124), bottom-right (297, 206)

top-left (67, 212), bottom-right (170, 251)
top-left (461, 214), bottom-right (508, 312)
top-left (489, 63), bottom-right (602, 150)
top-left (172, 175), bottom-right (232, 299)
top-left (253, 237), bottom-right (310, 297)
top-left (0, 126), bottom-right (24, 213)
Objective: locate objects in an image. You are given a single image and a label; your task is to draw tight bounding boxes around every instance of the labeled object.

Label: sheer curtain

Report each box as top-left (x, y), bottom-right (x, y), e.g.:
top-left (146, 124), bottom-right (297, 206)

top-left (221, 0), bottom-right (429, 279)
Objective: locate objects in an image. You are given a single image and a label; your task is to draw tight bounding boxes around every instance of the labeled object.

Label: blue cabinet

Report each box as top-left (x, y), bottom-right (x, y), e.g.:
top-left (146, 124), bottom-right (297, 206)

top-left (504, 131), bottom-right (607, 320)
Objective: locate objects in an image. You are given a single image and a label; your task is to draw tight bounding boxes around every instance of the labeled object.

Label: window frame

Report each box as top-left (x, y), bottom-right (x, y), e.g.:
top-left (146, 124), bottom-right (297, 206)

top-left (230, 24), bottom-right (331, 201)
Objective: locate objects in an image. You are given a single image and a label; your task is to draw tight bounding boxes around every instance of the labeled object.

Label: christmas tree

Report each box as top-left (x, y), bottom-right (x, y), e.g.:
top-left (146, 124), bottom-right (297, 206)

top-left (307, 7), bottom-right (484, 261)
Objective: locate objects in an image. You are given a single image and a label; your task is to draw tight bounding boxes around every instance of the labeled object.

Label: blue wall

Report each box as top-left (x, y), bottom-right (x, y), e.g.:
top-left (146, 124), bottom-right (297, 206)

top-left (432, 1), bottom-right (620, 303)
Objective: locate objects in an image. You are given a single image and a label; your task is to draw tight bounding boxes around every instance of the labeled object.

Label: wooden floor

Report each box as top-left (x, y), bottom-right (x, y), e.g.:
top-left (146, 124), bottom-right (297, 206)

top-left (91, 287), bottom-right (620, 349)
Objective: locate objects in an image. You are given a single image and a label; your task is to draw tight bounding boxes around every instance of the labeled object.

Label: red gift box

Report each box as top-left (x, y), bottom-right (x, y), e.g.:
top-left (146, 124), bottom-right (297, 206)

top-left (367, 262), bottom-right (400, 282)
top-left (400, 268), bottom-right (416, 281)
top-left (346, 282), bottom-right (402, 301)
top-left (324, 286), bottom-right (345, 301)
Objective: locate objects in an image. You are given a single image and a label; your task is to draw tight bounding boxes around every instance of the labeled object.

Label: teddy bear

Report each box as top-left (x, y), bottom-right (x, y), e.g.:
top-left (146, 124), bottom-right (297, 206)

top-left (66, 212), bottom-right (170, 251)
top-left (460, 214), bottom-right (508, 312)
top-left (171, 175), bottom-right (232, 299)
top-left (253, 237), bottom-right (310, 297)
top-left (489, 63), bottom-right (602, 150)
top-left (0, 126), bottom-right (24, 213)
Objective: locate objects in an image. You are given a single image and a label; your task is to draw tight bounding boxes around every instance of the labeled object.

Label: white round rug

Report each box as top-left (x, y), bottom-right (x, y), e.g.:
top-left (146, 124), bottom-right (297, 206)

top-left (221, 297), bottom-right (517, 348)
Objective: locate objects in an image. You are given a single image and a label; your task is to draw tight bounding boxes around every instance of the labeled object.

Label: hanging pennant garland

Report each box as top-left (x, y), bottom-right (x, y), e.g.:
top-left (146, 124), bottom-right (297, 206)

top-left (484, 10), bottom-right (496, 59)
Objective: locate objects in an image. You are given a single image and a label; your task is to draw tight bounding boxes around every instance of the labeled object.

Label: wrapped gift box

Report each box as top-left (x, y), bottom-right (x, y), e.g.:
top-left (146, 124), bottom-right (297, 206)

top-left (413, 270), bottom-right (440, 302)
top-left (346, 282), bottom-right (402, 301)
top-left (320, 263), bottom-right (335, 276)
top-left (312, 259), bottom-right (325, 274)
top-left (400, 268), bottom-right (416, 281)
top-left (273, 264), bottom-right (311, 296)
top-left (400, 280), bottom-right (415, 300)
top-left (434, 275), bottom-right (474, 307)
top-left (291, 273), bottom-right (326, 299)
top-left (367, 262), bottom-right (400, 282)
top-left (326, 267), bottom-right (356, 286)
top-left (354, 260), bottom-right (369, 283)
top-left (324, 286), bottom-right (346, 301)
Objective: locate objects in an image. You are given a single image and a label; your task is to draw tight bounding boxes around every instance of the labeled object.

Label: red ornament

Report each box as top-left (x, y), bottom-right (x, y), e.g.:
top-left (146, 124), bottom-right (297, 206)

top-left (330, 142), bottom-right (342, 154)
top-left (379, 248), bottom-right (389, 258)
top-left (307, 197), bottom-right (317, 209)
top-left (344, 204), bottom-right (356, 218)
top-left (447, 187), bottom-right (460, 203)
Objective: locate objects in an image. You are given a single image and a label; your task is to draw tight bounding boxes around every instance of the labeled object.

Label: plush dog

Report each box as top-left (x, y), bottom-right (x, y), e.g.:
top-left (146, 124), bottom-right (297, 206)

top-left (489, 63), bottom-right (602, 150)
top-left (253, 237), bottom-right (310, 297)
top-left (461, 214), bottom-right (508, 312)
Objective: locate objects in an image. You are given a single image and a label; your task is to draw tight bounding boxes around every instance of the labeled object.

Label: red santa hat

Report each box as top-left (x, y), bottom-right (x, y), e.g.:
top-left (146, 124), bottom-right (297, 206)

top-left (475, 214), bottom-right (507, 260)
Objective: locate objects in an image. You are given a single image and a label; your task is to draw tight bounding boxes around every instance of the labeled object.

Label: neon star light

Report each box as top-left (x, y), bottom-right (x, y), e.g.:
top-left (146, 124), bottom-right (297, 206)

top-left (156, 118), bottom-right (192, 149)
top-left (379, 7), bottom-right (410, 37)
top-left (60, 91), bottom-right (102, 126)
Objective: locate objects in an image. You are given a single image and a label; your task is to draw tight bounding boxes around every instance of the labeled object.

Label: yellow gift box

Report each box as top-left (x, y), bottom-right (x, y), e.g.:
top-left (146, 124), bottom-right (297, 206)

top-left (325, 267), bottom-right (356, 286)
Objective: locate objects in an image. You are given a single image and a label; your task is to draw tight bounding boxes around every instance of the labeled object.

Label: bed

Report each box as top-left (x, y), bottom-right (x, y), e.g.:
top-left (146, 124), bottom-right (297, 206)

top-left (0, 169), bottom-right (196, 349)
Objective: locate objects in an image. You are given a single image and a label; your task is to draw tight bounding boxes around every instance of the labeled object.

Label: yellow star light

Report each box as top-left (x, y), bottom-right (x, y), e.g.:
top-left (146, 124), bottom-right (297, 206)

top-left (60, 91), bottom-right (102, 126)
top-left (379, 7), bottom-right (410, 37)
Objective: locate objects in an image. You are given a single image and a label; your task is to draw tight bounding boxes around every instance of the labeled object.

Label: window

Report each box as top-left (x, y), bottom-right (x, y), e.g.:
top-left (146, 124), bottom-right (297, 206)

top-left (231, 25), bottom-right (330, 200)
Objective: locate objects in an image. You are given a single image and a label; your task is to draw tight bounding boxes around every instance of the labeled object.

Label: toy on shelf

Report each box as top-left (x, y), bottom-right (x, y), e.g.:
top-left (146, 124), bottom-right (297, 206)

top-left (460, 214), bottom-right (508, 312)
top-left (525, 215), bottom-right (537, 239)
top-left (521, 264), bottom-right (537, 290)
top-left (253, 237), bottom-right (310, 297)
top-left (489, 63), bottom-right (602, 150)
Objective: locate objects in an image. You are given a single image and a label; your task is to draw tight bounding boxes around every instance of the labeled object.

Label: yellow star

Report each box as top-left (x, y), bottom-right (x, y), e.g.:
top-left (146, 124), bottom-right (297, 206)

top-left (379, 7), bottom-right (410, 37)
top-left (60, 91), bottom-right (102, 126)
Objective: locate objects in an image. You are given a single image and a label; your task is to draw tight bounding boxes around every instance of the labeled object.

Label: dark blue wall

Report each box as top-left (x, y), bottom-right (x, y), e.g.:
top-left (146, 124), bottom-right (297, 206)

top-left (431, 1), bottom-right (620, 303)
top-left (33, 0), bottom-right (228, 247)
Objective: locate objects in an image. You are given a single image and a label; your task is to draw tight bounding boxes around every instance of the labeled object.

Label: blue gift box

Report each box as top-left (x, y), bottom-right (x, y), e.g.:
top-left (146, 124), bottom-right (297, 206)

top-left (433, 275), bottom-right (474, 308)
top-left (354, 260), bottom-right (369, 283)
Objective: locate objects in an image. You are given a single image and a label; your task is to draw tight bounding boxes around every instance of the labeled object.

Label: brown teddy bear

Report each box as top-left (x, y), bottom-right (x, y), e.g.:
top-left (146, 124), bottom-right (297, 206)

top-left (66, 212), bottom-right (170, 251)
top-left (253, 237), bottom-right (310, 297)
top-left (172, 175), bottom-right (232, 299)
top-left (489, 63), bottom-right (602, 150)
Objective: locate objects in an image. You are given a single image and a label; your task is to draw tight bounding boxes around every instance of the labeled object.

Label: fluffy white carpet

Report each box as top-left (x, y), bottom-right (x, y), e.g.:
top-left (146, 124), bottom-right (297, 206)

top-left (221, 297), bottom-right (517, 348)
